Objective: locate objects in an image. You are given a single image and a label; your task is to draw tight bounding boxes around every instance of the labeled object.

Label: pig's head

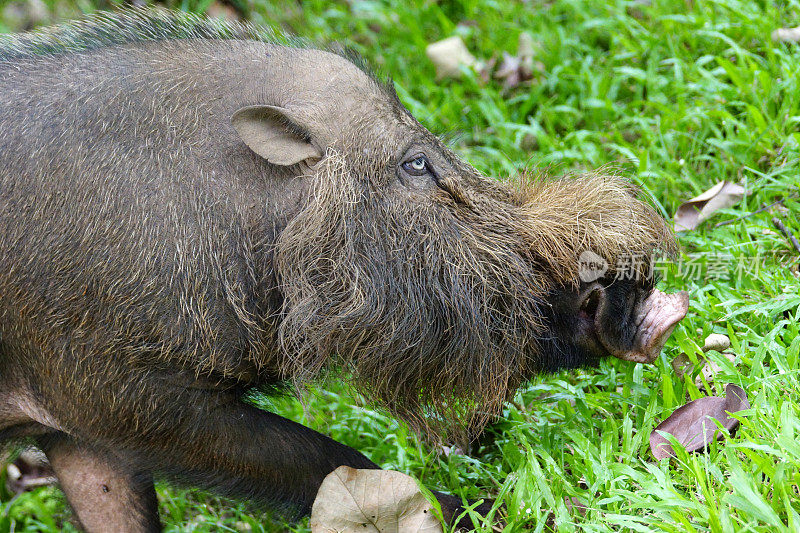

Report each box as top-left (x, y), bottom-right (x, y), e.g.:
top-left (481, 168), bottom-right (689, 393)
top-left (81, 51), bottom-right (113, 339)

top-left (232, 50), bottom-right (688, 432)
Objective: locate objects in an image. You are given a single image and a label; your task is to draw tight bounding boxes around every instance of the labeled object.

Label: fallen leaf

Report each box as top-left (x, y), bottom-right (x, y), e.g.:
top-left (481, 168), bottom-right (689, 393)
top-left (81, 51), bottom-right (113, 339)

top-left (425, 36), bottom-right (477, 80)
top-left (494, 52), bottom-right (525, 88)
top-left (699, 352), bottom-right (737, 384)
top-left (542, 496), bottom-right (588, 531)
top-left (6, 448), bottom-right (56, 495)
top-left (671, 333), bottom-right (734, 381)
top-left (517, 32), bottom-right (539, 78)
top-left (650, 383), bottom-right (749, 460)
top-left (772, 26), bottom-right (800, 42)
top-left (674, 181), bottom-right (745, 231)
top-left (439, 445), bottom-right (464, 457)
top-left (206, 2), bottom-right (241, 23)
top-left (234, 521), bottom-right (252, 533)
top-left (492, 32), bottom-right (542, 89)
top-left (564, 497), bottom-right (588, 517)
top-left (1, 0), bottom-right (50, 32)
top-left (671, 351), bottom-right (736, 386)
top-left (310, 466), bottom-right (443, 533)
top-left (670, 352), bottom-right (695, 377)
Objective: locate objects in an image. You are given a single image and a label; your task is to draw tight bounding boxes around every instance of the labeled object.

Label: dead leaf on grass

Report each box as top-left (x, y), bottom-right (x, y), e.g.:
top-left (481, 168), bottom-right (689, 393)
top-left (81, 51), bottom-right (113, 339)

top-left (492, 32), bottom-right (543, 89)
top-left (650, 383), bottom-right (749, 460)
top-left (425, 36), bottom-right (477, 80)
top-left (206, 2), bottom-right (241, 23)
top-left (543, 497), bottom-right (588, 531)
top-left (674, 181), bottom-right (745, 231)
top-left (672, 333), bottom-right (735, 382)
top-left (671, 351), bottom-right (736, 385)
top-left (564, 496), bottom-right (588, 517)
top-left (310, 466), bottom-right (443, 533)
top-left (6, 448), bottom-right (56, 495)
top-left (772, 26), bottom-right (800, 42)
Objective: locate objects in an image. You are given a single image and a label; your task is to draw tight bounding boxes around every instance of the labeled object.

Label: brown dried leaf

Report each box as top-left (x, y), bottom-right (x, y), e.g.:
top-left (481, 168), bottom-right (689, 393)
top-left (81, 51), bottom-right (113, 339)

top-left (310, 466), bottom-right (443, 533)
top-left (650, 383), bottom-right (749, 460)
top-left (5, 448), bottom-right (56, 495)
top-left (439, 445), bottom-right (464, 457)
top-left (495, 52), bottom-right (524, 88)
top-left (671, 351), bottom-right (736, 387)
top-left (674, 181), bottom-right (745, 231)
top-left (544, 497), bottom-right (588, 531)
top-left (564, 497), bottom-right (588, 517)
top-left (672, 334), bottom-right (734, 380)
top-left (670, 352), bottom-right (695, 377)
top-left (492, 32), bottom-right (541, 89)
top-left (205, 2), bottom-right (241, 23)
top-left (425, 36), bottom-right (477, 80)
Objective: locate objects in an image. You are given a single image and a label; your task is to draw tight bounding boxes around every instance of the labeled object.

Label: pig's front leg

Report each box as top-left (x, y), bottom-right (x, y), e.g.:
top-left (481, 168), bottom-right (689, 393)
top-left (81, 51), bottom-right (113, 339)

top-left (36, 434), bottom-right (161, 533)
top-left (37, 381), bottom-right (477, 531)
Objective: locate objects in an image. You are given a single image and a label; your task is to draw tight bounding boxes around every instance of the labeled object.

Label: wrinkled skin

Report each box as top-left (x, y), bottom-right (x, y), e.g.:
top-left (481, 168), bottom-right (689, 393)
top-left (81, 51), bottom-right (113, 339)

top-left (0, 10), bottom-right (688, 532)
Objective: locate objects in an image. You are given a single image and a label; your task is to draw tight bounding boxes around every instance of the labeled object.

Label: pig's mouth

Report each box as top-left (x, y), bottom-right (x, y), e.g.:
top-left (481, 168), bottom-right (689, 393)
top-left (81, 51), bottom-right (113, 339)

top-left (580, 285), bottom-right (689, 364)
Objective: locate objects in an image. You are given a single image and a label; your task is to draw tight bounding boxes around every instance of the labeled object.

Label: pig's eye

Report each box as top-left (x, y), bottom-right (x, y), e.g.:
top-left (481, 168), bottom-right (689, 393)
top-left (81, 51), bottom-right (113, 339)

top-left (401, 155), bottom-right (432, 177)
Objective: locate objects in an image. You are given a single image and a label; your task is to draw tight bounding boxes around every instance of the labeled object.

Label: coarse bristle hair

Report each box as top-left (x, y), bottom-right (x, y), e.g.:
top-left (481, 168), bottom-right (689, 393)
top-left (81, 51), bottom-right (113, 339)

top-left (0, 7), bottom-right (283, 61)
top-left (0, 7), bottom-right (401, 103)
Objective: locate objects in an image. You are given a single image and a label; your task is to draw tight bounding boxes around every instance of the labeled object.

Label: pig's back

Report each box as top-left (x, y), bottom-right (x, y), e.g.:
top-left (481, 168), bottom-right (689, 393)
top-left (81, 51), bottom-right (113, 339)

top-left (0, 37), bottom-right (291, 381)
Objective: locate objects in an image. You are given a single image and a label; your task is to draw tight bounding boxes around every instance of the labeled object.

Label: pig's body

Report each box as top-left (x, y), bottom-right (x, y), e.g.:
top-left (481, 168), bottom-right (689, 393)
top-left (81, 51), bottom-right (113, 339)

top-left (0, 39), bottom-right (309, 393)
top-left (0, 10), bottom-right (688, 532)
top-left (1, 38), bottom-right (380, 531)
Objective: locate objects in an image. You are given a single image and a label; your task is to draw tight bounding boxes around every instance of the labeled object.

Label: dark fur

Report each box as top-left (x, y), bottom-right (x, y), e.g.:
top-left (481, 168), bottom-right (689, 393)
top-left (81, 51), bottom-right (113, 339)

top-left (0, 9), bottom-right (676, 529)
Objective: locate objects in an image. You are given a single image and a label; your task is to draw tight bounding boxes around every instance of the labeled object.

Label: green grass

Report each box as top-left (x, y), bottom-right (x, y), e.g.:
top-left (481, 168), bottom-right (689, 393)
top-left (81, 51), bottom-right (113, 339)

top-left (2, 0), bottom-right (799, 531)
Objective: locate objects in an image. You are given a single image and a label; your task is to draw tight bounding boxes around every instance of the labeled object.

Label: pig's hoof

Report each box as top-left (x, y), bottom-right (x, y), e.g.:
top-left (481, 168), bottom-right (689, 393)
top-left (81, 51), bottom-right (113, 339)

top-left (433, 491), bottom-right (500, 530)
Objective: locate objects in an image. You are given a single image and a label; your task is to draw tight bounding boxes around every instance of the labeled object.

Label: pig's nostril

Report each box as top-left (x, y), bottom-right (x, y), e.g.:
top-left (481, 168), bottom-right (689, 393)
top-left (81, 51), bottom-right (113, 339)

top-left (580, 288), bottom-right (603, 320)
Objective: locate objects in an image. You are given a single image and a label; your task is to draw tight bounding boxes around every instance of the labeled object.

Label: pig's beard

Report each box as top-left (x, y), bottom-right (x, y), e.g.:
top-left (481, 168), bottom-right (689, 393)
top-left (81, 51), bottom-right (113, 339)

top-left (274, 152), bottom-right (676, 437)
top-left (274, 155), bottom-right (547, 437)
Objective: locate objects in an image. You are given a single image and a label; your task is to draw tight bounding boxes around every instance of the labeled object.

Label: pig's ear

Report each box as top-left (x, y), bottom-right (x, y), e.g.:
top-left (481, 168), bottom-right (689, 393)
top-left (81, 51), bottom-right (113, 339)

top-left (231, 105), bottom-right (323, 166)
